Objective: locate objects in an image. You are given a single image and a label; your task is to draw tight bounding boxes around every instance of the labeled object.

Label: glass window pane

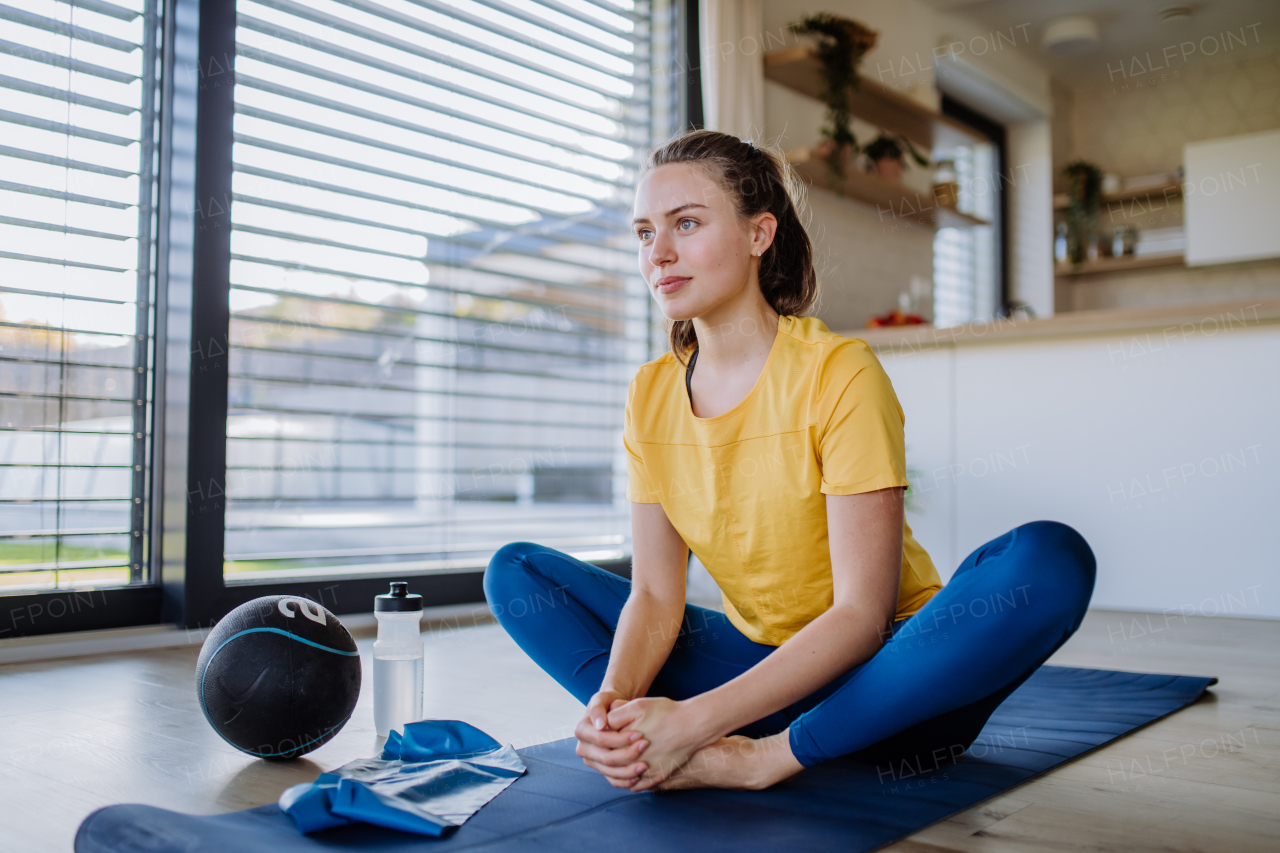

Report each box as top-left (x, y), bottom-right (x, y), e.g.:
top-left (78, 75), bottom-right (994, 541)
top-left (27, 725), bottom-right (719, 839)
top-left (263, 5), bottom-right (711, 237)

top-left (0, 0), bottom-right (160, 593)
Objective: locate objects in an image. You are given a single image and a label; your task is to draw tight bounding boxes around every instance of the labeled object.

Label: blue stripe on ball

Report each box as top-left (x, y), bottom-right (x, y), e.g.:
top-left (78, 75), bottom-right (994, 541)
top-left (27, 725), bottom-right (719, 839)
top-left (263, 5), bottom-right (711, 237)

top-left (207, 627), bottom-right (361, 659)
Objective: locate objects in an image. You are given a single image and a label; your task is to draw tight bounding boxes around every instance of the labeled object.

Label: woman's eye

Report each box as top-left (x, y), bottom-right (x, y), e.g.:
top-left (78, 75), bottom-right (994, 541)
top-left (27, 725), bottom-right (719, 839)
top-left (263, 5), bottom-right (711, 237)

top-left (635, 221), bottom-right (693, 240)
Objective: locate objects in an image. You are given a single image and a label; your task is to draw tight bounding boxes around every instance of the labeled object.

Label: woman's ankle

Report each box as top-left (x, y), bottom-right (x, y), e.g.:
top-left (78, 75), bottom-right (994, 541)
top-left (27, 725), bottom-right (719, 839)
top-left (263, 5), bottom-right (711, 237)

top-left (743, 731), bottom-right (805, 790)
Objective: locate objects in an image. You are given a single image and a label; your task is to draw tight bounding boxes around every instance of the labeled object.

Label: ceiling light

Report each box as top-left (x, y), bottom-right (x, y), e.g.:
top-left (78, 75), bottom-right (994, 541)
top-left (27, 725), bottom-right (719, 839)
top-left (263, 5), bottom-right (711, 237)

top-left (1041, 16), bottom-right (1101, 54)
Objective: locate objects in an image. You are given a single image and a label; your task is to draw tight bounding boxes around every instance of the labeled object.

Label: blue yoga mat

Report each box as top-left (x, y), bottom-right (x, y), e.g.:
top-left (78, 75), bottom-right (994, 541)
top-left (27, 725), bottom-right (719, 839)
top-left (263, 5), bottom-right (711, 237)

top-left (75, 666), bottom-right (1214, 853)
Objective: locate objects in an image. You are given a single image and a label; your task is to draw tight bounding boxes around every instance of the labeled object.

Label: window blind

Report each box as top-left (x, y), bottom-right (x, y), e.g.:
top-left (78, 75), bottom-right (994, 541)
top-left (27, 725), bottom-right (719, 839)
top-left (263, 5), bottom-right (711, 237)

top-left (224, 0), bottom-right (672, 581)
top-left (933, 141), bottom-right (997, 329)
top-left (0, 0), bottom-right (159, 592)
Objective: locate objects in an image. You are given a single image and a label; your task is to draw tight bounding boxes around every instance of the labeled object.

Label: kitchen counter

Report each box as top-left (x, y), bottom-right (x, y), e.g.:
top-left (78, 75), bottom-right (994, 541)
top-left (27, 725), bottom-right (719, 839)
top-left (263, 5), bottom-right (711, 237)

top-left (838, 298), bottom-right (1280, 354)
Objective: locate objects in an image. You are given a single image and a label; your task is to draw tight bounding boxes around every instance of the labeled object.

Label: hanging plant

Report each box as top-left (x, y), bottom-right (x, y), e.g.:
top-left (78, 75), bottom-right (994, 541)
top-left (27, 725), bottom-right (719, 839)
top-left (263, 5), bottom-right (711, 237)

top-left (788, 13), bottom-right (878, 183)
top-left (1062, 160), bottom-right (1103, 264)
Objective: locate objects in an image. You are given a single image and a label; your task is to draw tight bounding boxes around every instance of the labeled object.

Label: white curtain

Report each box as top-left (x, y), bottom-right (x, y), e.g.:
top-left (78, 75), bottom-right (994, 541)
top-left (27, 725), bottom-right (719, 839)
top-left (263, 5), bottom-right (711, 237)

top-left (699, 0), bottom-right (765, 142)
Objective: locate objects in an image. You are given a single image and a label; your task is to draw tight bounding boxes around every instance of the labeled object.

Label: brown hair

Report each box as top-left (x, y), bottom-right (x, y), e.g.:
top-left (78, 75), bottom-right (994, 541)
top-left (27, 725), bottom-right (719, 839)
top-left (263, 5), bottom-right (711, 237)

top-left (640, 129), bottom-right (819, 364)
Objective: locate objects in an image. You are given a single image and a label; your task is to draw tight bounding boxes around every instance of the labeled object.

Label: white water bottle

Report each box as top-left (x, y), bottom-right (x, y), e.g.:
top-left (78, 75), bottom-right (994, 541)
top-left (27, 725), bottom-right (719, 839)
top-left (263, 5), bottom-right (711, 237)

top-left (373, 582), bottom-right (424, 738)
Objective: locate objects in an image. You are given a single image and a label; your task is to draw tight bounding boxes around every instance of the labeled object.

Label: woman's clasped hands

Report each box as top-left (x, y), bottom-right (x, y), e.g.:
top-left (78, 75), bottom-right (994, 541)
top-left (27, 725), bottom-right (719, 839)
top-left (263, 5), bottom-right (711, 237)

top-left (574, 690), bottom-right (711, 792)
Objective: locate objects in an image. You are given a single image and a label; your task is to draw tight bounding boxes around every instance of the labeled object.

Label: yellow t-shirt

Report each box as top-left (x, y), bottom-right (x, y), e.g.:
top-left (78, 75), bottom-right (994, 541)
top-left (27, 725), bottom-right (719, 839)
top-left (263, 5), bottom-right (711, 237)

top-left (624, 314), bottom-right (942, 646)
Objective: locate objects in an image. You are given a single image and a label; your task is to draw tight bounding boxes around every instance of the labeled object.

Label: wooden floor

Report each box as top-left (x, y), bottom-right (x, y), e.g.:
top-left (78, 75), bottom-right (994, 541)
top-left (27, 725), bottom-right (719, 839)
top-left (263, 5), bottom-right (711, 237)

top-left (0, 608), bottom-right (1276, 852)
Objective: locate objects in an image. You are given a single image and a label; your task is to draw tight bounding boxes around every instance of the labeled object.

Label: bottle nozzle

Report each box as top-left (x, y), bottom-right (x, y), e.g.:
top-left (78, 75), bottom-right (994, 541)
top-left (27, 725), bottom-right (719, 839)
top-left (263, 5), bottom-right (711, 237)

top-left (375, 581), bottom-right (423, 612)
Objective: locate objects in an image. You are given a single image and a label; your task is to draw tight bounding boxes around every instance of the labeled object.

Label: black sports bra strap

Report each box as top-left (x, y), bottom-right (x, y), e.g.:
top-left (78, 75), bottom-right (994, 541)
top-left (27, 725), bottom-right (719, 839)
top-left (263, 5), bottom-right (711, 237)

top-left (685, 347), bottom-right (698, 402)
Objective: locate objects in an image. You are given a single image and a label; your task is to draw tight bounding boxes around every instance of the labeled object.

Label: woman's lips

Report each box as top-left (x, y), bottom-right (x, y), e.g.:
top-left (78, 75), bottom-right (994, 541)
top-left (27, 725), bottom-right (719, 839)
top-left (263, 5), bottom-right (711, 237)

top-left (656, 277), bottom-right (690, 294)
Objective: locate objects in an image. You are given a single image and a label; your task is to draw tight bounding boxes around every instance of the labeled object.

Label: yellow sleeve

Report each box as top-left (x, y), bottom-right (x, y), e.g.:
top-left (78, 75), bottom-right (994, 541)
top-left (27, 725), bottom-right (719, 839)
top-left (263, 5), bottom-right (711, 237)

top-left (815, 341), bottom-right (910, 496)
top-left (623, 376), bottom-right (662, 503)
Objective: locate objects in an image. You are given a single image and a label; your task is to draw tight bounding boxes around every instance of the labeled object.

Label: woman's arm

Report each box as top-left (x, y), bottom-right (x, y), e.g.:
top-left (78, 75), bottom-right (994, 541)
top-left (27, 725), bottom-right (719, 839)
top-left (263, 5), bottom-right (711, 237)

top-left (608, 486), bottom-right (904, 788)
top-left (573, 500), bottom-right (689, 785)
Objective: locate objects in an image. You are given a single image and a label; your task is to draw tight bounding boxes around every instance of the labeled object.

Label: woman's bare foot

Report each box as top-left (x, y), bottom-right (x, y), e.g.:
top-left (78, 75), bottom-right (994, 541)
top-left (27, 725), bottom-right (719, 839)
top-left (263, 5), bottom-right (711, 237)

top-left (653, 730), bottom-right (804, 792)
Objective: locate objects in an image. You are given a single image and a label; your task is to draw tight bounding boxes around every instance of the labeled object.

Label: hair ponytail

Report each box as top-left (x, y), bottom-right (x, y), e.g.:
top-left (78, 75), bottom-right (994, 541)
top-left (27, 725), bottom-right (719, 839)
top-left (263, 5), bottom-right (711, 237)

top-left (639, 130), bottom-right (819, 364)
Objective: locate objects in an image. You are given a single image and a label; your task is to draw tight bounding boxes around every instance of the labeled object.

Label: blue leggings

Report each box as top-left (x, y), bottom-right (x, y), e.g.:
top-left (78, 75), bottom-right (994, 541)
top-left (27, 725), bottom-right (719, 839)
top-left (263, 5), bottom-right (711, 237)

top-left (483, 520), bottom-right (1095, 768)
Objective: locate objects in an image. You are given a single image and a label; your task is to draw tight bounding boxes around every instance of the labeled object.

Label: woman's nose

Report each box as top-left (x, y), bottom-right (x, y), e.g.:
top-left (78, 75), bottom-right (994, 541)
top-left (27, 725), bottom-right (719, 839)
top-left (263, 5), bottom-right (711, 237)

top-left (649, 231), bottom-right (676, 266)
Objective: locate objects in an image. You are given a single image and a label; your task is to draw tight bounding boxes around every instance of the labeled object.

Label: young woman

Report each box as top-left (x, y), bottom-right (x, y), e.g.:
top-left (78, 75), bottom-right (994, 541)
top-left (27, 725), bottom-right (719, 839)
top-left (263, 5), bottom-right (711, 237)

top-left (484, 130), bottom-right (1095, 793)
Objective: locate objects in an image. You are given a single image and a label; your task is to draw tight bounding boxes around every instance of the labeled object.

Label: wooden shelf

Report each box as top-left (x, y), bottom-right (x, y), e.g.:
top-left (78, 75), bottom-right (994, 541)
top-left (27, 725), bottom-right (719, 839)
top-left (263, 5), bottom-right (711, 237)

top-left (764, 46), bottom-right (985, 151)
top-left (1053, 182), bottom-right (1183, 212)
top-left (1054, 253), bottom-right (1185, 278)
top-left (787, 148), bottom-right (989, 231)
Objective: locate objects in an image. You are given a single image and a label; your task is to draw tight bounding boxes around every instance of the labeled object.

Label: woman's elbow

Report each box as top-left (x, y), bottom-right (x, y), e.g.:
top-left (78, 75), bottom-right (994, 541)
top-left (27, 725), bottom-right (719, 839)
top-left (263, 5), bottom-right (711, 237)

top-left (828, 600), bottom-right (896, 647)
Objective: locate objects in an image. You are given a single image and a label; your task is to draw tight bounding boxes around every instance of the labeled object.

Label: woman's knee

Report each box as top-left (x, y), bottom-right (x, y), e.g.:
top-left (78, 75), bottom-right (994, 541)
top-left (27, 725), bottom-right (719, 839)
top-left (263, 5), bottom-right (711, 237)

top-left (1014, 521), bottom-right (1096, 608)
top-left (483, 541), bottom-right (544, 604)
top-left (1017, 520), bottom-right (1094, 569)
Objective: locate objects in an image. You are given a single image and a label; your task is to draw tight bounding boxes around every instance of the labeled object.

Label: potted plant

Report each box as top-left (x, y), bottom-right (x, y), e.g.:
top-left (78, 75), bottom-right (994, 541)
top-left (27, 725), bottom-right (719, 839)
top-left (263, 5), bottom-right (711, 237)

top-left (1062, 160), bottom-right (1103, 264)
top-left (788, 13), bottom-right (878, 182)
top-left (861, 133), bottom-right (929, 184)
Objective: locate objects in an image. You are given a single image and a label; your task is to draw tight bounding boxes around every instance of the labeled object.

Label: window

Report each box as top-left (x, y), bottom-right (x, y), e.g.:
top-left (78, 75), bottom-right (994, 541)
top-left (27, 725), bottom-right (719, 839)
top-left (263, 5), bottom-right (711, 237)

top-left (932, 96), bottom-right (1006, 329)
top-left (220, 0), bottom-right (673, 583)
top-left (0, 0), bottom-right (677, 633)
top-left (0, 0), bottom-right (161, 593)
top-left (932, 141), bottom-right (998, 328)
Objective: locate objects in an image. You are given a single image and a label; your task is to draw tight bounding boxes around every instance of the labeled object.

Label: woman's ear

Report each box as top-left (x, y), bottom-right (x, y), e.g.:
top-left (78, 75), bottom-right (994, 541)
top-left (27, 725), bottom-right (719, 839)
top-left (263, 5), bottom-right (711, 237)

top-left (751, 212), bottom-right (778, 258)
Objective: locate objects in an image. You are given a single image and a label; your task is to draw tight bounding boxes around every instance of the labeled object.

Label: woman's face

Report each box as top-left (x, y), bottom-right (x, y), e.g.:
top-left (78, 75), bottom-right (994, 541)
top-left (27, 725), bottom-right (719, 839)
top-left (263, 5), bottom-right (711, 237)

top-left (632, 162), bottom-right (775, 321)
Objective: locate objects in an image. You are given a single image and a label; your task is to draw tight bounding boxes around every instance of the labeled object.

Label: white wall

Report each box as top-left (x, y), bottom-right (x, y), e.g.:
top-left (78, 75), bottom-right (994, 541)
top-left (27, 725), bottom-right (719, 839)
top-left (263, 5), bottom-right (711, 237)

top-left (872, 316), bottom-right (1279, 619)
top-left (1006, 120), bottom-right (1054, 317)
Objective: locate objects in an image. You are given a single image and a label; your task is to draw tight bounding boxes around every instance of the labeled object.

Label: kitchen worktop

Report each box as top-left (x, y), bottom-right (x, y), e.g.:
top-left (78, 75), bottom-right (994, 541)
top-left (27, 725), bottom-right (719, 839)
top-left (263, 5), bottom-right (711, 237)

top-left (840, 298), bottom-right (1280, 353)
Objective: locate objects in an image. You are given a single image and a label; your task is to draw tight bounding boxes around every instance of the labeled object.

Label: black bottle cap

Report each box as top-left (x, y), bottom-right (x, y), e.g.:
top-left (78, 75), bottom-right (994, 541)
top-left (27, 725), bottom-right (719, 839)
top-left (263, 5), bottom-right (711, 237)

top-left (375, 581), bottom-right (423, 612)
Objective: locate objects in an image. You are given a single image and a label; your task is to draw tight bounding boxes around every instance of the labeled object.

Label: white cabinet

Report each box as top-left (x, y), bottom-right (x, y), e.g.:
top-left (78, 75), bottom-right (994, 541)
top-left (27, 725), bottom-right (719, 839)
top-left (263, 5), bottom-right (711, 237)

top-left (1184, 129), bottom-right (1280, 266)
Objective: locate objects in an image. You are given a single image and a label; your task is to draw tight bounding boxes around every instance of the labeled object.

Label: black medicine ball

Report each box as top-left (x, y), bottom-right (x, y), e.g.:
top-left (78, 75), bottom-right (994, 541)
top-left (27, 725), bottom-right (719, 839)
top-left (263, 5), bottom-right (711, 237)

top-left (196, 595), bottom-right (362, 759)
